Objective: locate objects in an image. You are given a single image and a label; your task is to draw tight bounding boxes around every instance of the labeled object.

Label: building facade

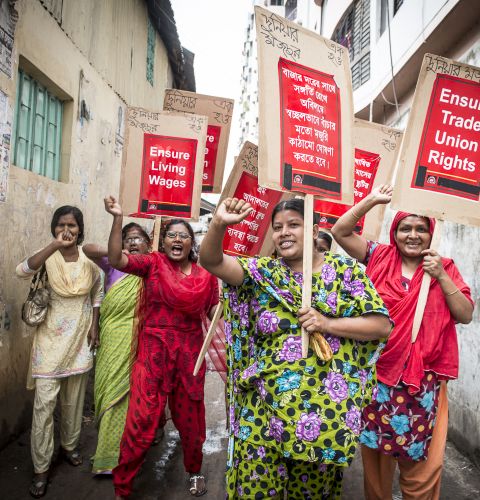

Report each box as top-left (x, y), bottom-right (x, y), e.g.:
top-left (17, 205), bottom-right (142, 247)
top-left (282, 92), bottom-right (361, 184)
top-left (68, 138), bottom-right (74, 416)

top-left (0, 0), bottom-right (193, 448)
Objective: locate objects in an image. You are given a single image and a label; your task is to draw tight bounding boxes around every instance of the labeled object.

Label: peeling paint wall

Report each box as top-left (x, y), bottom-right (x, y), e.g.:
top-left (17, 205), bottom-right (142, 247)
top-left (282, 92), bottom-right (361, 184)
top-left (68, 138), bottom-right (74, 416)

top-left (0, 0), bottom-right (173, 448)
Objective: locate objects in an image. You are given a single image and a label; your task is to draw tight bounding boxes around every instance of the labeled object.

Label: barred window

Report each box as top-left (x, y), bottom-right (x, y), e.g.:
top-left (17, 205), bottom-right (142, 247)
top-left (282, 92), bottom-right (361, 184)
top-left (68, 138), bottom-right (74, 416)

top-left (12, 69), bottom-right (63, 180)
top-left (332, 0), bottom-right (370, 90)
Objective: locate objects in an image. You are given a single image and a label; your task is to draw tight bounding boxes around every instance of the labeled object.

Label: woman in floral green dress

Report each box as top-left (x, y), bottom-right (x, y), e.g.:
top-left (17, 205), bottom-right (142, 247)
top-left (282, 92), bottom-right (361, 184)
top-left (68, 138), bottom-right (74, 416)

top-left (200, 197), bottom-right (392, 499)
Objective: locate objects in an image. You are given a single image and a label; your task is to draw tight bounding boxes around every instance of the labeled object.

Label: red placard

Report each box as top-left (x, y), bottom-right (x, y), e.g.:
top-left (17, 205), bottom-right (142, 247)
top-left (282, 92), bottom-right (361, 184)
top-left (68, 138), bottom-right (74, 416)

top-left (223, 172), bottom-right (283, 257)
top-left (138, 134), bottom-right (197, 217)
top-left (411, 74), bottom-right (480, 201)
top-left (278, 57), bottom-right (341, 198)
top-left (202, 124), bottom-right (221, 193)
top-left (314, 149), bottom-right (380, 233)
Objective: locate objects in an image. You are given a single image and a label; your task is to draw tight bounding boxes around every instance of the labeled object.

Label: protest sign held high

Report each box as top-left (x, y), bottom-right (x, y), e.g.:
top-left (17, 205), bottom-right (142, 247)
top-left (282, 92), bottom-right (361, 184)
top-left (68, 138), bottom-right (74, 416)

top-left (119, 107), bottom-right (207, 220)
top-left (315, 120), bottom-right (403, 240)
top-left (392, 54), bottom-right (480, 226)
top-left (255, 5), bottom-right (354, 204)
top-left (219, 141), bottom-right (287, 258)
top-left (255, 6), bottom-right (355, 356)
top-left (163, 89), bottom-right (234, 194)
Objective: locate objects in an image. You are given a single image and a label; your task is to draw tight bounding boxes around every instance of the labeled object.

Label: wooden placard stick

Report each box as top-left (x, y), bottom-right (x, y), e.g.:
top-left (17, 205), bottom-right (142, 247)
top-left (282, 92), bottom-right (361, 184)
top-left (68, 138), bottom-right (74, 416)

top-left (411, 219), bottom-right (444, 343)
top-left (193, 300), bottom-right (224, 376)
top-left (301, 194), bottom-right (314, 357)
top-left (152, 216), bottom-right (162, 251)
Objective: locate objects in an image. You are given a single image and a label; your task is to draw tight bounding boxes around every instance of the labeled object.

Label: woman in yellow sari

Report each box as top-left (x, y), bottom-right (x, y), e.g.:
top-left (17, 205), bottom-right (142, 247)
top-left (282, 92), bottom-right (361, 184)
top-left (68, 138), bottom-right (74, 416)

top-left (84, 223), bottom-right (151, 474)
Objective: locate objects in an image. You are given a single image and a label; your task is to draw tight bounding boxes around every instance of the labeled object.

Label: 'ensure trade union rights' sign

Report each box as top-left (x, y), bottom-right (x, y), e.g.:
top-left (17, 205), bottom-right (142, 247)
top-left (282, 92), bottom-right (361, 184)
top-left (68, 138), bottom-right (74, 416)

top-left (120, 107), bottom-right (207, 220)
top-left (393, 54), bottom-right (480, 227)
top-left (412, 73), bottom-right (479, 201)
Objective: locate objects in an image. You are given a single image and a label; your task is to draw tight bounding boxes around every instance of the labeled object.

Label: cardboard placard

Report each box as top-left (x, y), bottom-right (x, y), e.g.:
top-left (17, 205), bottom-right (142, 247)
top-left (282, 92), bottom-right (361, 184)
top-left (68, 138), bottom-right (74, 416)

top-left (219, 141), bottom-right (289, 257)
top-left (119, 107), bottom-right (207, 220)
top-left (315, 119), bottom-right (403, 240)
top-left (391, 54), bottom-right (480, 226)
top-left (255, 5), bottom-right (354, 203)
top-left (163, 89), bottom-right (234, 194)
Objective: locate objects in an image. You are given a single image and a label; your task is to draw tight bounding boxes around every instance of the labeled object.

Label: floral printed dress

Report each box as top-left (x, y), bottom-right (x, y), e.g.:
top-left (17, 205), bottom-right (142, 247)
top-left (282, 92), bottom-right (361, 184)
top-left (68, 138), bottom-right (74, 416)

top-left (223, 254), bottom-right (390, 482)
top-left (360, 374), bottom-right (440, 461)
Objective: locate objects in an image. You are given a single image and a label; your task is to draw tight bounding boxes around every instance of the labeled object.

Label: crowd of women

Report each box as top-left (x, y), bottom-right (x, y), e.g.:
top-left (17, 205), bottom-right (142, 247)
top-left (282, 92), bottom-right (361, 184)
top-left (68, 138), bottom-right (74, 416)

top-left (16, 183), bottom-right (473, 499)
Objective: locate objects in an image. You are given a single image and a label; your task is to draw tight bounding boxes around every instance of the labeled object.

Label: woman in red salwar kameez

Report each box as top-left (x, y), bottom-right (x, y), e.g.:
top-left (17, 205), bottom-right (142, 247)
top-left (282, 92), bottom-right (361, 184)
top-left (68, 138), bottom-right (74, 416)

top-left (103, 196), bottom-right (219, 499)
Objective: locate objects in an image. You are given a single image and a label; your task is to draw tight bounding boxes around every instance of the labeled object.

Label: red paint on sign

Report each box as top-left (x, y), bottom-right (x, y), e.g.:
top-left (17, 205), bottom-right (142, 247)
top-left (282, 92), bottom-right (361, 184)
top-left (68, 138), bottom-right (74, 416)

top-left (223, 172), bottom-right (283, 257)
top-left (314, 149), bottom-right (381, 234)
top-left (411, 74), bottom-right (480, 201)
top-left (278, 57), bottom-right (342, 198)
top-left (137, 134), bottom-right (197, 218)
top-left (202, 124), bottom-right (221, 193)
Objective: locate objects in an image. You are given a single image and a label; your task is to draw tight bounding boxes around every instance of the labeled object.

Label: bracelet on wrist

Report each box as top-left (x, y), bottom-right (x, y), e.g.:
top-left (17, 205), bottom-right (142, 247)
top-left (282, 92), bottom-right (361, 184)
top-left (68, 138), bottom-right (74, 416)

top-left (445, 288), bottom-right (459, 297)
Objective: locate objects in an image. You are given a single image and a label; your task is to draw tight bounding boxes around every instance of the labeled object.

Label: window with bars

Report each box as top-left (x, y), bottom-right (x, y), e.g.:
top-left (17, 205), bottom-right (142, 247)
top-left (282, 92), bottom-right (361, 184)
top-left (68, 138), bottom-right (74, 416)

top-left (332, 0), bottom-right (370, 90)
top-left (146, 16), bottom-right (155, 86)
top-left (12, 69), bottom-right (63, 180)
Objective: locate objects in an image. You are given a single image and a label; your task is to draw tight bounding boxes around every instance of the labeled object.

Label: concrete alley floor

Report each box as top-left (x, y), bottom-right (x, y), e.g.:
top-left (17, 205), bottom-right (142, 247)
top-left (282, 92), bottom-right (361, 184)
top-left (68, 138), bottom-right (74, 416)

top-left (0, 371), bottom-right (479, 499)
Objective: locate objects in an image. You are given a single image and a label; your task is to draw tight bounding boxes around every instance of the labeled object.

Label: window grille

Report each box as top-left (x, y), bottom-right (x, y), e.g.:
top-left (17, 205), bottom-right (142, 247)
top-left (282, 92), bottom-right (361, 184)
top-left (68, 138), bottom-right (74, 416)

top-left (12, 69), bottom-right (63, 180)
top-left (332, 0), bottom-right (370, 90)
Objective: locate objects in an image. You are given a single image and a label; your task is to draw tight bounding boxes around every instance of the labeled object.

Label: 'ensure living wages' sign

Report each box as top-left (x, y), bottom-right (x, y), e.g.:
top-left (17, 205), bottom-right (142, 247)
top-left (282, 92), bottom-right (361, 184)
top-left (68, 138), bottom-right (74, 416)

top-left (119, 107), bottom-right (207, 220)
top-left (413, 74), bottom-right (480, 201)
top-left (140, 135), bottom-right (197, 217)
top-left (392, 54), bottom-right (480, 227)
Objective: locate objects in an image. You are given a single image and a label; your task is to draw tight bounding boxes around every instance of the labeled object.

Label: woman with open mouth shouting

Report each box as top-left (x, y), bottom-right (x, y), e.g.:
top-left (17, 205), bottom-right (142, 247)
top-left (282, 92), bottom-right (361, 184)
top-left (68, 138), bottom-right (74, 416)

top-left (199, 197), bottom-right (392, 499)
top-left (103, 196), bottom-right (219, 499)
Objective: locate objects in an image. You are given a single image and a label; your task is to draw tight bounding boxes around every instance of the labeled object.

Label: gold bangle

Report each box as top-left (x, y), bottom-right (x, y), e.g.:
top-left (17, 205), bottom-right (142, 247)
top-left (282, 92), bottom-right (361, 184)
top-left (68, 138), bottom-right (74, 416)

top-left (351, 209), bottom-right (362, 220)
top-left (445, 288), bottom-right (460, 297)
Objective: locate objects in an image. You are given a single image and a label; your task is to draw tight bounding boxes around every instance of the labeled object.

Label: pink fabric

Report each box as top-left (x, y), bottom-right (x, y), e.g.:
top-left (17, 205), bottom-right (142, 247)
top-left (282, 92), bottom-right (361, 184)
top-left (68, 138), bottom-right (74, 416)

top-left (366, 212), bottom-right (473, 394)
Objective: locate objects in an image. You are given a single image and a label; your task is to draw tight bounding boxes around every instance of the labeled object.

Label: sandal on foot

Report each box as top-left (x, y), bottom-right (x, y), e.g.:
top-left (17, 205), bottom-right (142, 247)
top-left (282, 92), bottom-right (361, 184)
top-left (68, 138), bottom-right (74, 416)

top-left (61, 448), bottom-right (83, 466)
top-left (29, 472), bottom-right (49, 498)
top-left (189, 475), bottom-right (207, 497)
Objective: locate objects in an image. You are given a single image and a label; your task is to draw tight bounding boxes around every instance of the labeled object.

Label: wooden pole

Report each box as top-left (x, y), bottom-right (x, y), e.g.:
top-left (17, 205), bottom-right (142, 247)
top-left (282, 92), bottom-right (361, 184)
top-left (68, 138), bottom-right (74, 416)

top-left (411, 219), bottom-right (444, 343)
top-left (301, 194), bottom-right (314, 358)
top-left (152, 216), bottom-right (162, 251)
top-left (193, 301), bottom-right (224, 376)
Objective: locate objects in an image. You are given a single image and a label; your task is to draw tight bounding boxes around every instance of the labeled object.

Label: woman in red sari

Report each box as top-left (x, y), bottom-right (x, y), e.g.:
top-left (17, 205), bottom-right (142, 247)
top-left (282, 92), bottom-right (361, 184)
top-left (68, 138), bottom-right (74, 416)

top-left (332, 184), bottom-right (474, 500)
top-left (103, 196), bottom-right (219, 499)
